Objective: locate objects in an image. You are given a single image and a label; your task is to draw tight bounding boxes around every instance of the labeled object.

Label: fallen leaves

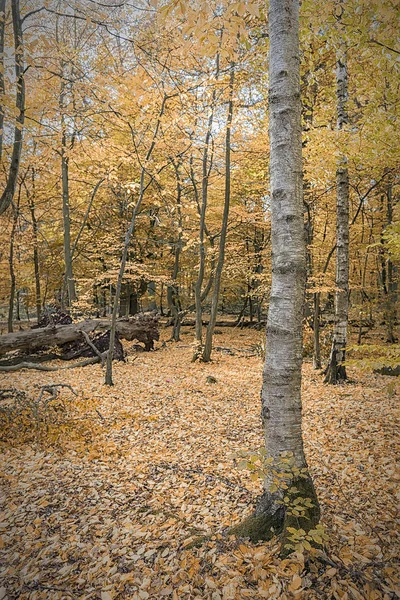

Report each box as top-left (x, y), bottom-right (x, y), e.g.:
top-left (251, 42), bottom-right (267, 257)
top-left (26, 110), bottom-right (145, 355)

top-left (0, 327), bottom-right (399, 599)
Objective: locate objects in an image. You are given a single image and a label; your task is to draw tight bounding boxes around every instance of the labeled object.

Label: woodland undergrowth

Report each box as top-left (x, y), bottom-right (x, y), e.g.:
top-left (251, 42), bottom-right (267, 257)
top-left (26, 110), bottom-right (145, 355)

top-left (0, 327), bottom-right (399, 600)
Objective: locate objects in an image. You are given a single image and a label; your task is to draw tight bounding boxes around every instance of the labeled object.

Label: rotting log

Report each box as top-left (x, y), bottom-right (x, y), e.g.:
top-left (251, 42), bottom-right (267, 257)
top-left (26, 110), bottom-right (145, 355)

top-left (0, 313), bottom-right (159, 357)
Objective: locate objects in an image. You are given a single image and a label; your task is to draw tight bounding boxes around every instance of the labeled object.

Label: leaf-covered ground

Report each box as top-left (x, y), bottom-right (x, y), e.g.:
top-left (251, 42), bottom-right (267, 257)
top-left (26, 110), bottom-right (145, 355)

top-left (0, 327), bottom-right (399, 600)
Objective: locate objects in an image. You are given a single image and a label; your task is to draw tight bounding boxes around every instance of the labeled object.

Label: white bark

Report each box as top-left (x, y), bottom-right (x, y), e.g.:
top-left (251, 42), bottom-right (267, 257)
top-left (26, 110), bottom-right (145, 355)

top-left (231, 0), bottom-right (319, 545)
top-left (262, 0), bottom-right (307, 474)
top-left (0, 0), bottom-right (25, 216)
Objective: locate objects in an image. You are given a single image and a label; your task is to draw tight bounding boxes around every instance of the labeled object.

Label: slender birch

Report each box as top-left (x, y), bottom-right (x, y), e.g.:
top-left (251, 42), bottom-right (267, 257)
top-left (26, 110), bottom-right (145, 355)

top-left (0, 0), bottom-right (25, 217)
top-left (232, 0), bottom-right (319, 547)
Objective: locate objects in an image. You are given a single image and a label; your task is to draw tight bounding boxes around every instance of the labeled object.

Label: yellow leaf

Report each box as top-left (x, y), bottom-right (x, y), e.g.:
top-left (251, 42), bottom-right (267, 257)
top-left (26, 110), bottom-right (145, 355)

top-left (288, 575), bottom-right (302, 592)
top-left (325, 568), bottom-right (337, 578)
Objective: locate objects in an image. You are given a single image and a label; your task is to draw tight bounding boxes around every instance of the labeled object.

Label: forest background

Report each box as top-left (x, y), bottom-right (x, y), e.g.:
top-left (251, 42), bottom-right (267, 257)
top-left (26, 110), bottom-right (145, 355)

top-left (0, 0), bottom-right (399, 598)
top-left (0, 0), bottom-right (398, 365)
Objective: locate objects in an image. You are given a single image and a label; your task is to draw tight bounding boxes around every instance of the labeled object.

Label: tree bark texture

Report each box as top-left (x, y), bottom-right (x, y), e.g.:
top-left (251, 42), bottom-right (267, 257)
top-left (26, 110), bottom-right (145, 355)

top-left (0, 0), bottom-right (25, 217)
top-left (232, 0), bottom-right (319, 546)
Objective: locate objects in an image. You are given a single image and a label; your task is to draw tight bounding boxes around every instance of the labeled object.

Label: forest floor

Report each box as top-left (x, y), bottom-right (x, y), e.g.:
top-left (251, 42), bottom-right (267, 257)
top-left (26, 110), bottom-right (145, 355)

top-left (0, 326), bottom-right (399, 600)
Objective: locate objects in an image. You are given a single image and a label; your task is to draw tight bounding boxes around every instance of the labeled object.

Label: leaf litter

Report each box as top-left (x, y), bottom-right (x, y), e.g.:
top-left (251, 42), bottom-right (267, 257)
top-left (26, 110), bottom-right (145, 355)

top-left (0, 327), bottom-right (399, 599)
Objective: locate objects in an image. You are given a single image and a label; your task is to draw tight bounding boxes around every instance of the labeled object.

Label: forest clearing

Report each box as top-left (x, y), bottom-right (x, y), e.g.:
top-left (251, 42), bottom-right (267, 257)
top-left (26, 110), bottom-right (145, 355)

top-left (0, 326), bottom-right (399, 600)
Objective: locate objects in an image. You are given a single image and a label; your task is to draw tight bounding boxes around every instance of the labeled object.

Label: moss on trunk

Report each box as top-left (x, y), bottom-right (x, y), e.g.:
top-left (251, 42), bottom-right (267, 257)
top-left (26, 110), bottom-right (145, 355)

top-left (230, 476), bottom-right (320, 553)
top-left (229, 506), bottom-right (285, 543)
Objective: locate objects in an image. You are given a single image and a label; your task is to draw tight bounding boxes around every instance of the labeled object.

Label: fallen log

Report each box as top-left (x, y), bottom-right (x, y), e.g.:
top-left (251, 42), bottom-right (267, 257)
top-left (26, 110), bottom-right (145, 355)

top-left (179, 318), bottom-right (266, 329)
top-left (0, 313), bottom-right (159, 357)
top-left (0, 355), bottom-right (104, 372)
top-left (61, 330), bottom-right (124, 363)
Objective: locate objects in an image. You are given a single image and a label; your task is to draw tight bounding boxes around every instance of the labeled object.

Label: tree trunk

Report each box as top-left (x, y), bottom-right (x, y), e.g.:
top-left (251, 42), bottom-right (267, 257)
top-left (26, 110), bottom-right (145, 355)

top-left (313, 292), bottom-right (322, 369)
top-left (27, 169), bottom-right (41, 323)
top-left (60, 74), bottom-right (76, 306)
top-left (0, 0), bottom-right (25, 217)
top-left (167, 161), bottom-right (183, 342)
top-left (8, 204), bottom-right (19, 333)
top-left (325, 41), bottom-right (349, 384)
top-left (202, 64), bottom-right (234, 362)
top-left (384, 180), bottom-right (397, 343)
top-left (105, 94), bottom-right (167, 385)
top-left (193, 53), bottom-right (220, 360)
top-left (231, 0), bottom-right (319, 548)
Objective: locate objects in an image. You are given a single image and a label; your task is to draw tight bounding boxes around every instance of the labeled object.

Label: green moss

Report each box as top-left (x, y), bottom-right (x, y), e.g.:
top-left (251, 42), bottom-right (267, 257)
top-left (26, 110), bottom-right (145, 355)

top-left (284, 476), bottom-right (320, 530)
top-left (229, 509), bottom-right (284, 543)
top-left (280, 476), bottom-right (321, 556)
top-left (229, 476), bottom-right (320, 552)
top-left (184, 534), bottom-right (210, 549)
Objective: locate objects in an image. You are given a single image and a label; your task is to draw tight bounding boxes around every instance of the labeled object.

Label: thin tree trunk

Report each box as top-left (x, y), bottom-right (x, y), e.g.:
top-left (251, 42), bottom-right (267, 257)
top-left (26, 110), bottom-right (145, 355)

top-left (26, 169), bottom-right (41, 322)
top-left (231, 0), bottom-right (319, 548)
top-left (325, 36), bottom-right (349, 384)
top-left (313, 292), bottom-right (322, 368)
top-left (71, 177), bottom-right (105, 259)
top-left (0, 0), bottom-right (25, 216)
top-left (159, 282), bottom-right (165, 316)
top-left (235, 295), bottom-right (248, 325)
top-left (167, 161), bottom-right (183, 342)
top-left (202, 64), bottom-right (234, 362)
top-left (384, 179), bottom-right (397, 342)
top-left (193, 53), bottom-right (220, 359)
top-left (16, 289), bottom-right (21, 323)
top-left (8, 204), bottom-right (19, 333)
top-left (105, 94), bottom-right (167, 385)
top-left (60, 73), bottom-right (76, 307)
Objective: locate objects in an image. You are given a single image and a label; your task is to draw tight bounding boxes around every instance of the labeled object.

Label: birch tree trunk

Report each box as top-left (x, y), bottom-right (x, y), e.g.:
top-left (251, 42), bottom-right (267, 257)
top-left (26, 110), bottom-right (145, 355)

top-left (231, 0), bottom-right (319, 547)
top-left (325, 43), bottom-right (349, 384)
top-left (0, 0), bottom-right (25, 217)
